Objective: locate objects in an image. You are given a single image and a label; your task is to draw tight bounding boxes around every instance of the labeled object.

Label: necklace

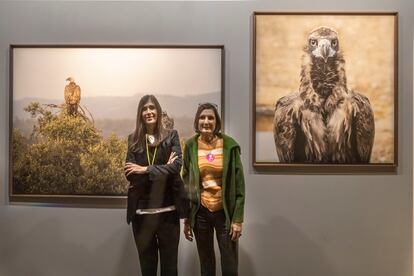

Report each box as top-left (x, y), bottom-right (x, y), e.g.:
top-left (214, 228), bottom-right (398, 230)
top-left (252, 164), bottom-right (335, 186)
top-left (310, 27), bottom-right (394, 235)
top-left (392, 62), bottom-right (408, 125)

top-left (200, 135), bottom-right (217, 162)
top-left (206, 152), bottom-right (215, 162)
top-left (147, 134), bottom-right (155, 145)
top-left (146, 134), bottom-right (158, 165)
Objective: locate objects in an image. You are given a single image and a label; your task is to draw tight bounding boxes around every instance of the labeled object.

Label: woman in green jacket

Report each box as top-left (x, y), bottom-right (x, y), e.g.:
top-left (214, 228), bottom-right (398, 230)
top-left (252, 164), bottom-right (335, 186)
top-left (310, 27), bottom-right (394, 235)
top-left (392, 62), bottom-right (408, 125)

top-left (182, 103), bottom-right (245, 276)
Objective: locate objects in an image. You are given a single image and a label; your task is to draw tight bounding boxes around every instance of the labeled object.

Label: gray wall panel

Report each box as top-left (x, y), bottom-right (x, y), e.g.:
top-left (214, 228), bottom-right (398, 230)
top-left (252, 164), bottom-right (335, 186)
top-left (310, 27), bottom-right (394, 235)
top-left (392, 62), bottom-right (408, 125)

top-left (0, 1), bottom-right (412, 275)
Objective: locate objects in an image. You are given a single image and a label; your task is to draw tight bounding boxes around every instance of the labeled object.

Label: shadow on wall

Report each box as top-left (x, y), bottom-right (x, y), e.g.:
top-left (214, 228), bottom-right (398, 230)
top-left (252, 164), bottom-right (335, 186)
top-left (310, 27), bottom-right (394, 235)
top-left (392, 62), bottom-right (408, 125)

top-left (179, 237), bottom-right (200, 275)
top-left (102, 225), bottom-right (140, 276)
top-left (238, 245), bottom-right (255, 275)
top-left (0, 216), bottom-right (139, 276)
top-left (246, 216), bottom-right (335, 276)
top-left (0, 213), bottom-right (335, 276)
top-left (178, 230), bottom-right (255, 275)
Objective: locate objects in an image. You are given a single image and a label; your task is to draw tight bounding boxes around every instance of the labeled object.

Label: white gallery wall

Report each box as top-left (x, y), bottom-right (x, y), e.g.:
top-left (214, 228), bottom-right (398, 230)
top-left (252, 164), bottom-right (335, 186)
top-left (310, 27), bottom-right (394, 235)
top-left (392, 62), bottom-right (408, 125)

top-left (0, 1), bottom-right (413, 276)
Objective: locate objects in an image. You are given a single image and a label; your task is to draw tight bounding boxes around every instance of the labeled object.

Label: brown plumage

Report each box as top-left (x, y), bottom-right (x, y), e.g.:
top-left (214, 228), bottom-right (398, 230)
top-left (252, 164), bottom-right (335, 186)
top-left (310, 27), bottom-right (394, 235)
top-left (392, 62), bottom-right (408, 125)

top-left (162, 111), bottom-right (174, 130)
top-left (273, 27), bottom-right (375, 163)
top-left (64, 77), bottom-right (81, 115)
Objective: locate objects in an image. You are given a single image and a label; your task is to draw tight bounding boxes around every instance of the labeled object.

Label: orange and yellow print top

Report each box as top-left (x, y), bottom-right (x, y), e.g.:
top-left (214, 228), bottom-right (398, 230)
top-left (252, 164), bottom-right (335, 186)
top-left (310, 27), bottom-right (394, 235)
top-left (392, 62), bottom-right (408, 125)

top-left (198, 137), bottom-right (224, 212)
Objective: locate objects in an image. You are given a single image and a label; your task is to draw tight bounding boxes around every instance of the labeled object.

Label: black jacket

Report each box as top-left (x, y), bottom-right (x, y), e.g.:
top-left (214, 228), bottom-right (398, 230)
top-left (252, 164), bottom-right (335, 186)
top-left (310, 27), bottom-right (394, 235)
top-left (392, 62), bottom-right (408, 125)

top-left (125, 129), bottom-right (189, 224)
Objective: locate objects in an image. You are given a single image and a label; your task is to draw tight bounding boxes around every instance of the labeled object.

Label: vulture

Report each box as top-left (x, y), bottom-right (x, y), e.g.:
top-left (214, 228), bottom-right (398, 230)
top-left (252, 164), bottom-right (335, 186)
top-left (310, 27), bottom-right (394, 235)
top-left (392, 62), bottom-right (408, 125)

top-left (273, 26), bottom-right (375, 163)
top-left (64, 77), bottom-right (81, 115)
top-left (161, 111), bottom-right (174, 130)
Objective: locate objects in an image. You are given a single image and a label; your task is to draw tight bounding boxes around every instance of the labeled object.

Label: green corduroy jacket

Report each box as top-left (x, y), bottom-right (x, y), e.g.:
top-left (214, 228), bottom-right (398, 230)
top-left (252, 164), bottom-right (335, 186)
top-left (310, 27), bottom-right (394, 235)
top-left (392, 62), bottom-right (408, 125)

top-left (182, 133), bottom-right (245, 229)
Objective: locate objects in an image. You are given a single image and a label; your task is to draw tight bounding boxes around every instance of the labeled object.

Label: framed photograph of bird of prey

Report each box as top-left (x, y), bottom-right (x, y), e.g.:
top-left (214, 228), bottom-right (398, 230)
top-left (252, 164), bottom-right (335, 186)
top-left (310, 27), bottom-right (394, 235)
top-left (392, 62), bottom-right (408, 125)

top-left (9, 45), bottom-right (224, 206)
top-left (253, 12), bottom-right (398, 172)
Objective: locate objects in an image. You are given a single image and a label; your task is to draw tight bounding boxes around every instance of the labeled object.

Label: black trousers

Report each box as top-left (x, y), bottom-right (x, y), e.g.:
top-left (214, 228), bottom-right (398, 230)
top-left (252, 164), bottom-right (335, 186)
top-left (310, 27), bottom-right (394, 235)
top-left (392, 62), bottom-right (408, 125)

top-left (132, 211), bottom-right (180, 276)
top-left (193, 206), bottom-right (238, 276)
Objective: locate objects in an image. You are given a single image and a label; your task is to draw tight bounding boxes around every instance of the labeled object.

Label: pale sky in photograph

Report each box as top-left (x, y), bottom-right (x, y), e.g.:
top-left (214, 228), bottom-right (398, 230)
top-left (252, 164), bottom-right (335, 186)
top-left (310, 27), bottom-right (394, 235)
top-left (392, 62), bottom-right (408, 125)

top-left (13, 47), bottom-right (222, 100)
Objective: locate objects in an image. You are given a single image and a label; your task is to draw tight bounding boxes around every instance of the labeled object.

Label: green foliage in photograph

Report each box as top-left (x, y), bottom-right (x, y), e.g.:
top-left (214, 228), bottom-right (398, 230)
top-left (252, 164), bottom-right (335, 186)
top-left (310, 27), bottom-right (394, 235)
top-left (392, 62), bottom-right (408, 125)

top-left (12, 102), bottom-right (128, 195)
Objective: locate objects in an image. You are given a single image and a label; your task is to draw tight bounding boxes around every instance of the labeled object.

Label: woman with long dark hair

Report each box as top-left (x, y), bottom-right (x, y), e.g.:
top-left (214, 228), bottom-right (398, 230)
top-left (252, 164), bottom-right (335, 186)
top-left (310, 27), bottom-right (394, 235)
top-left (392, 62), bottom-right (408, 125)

top-left (182, 103), bottom-right (245, 276)
top-left (125, 94), bottom-right (187, 276)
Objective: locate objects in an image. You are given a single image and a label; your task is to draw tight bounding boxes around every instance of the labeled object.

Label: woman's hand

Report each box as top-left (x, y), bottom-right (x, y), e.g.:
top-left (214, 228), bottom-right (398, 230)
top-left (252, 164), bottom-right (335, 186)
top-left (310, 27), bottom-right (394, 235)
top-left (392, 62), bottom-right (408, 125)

top-left (125, 162), bottom-right (148, 176)
top-left (167, 152), bottom-right (178, 164)
top-left (183, 218), bottom-right (193, 242)
top-left (229, 222), bottom-right (242, 241)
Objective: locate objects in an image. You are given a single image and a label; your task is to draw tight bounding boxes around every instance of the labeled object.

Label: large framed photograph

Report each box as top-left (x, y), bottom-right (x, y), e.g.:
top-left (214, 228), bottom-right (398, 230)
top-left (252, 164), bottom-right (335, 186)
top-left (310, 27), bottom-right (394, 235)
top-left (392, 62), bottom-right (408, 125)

top-left (253, 12), bottom-right (398, 172)
top-left (9, 45), bottom-right (224, 206)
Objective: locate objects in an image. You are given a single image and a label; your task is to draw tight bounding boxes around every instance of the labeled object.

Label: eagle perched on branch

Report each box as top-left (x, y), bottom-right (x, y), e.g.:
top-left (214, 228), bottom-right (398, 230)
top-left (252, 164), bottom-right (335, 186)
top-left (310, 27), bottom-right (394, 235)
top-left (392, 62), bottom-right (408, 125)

top-left (273, 27), bottom-right (375, 163)
top-left (64, 77), bottom-right (81, 115)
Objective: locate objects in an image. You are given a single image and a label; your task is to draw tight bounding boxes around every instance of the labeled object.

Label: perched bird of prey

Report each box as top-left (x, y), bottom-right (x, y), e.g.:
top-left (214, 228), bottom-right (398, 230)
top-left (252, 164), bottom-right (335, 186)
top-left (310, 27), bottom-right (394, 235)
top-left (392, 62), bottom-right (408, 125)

top-left (162, 111), bottom-right (174, 130)
top-left (273, 27), bottom-right (375, 163)
top-left (64, 77), bottom-right (81, 115)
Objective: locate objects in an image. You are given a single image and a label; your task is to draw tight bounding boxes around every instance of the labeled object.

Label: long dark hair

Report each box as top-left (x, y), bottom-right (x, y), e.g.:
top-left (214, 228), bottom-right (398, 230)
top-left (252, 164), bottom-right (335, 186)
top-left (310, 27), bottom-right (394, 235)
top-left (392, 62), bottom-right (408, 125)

top-left (193, 102), bottom-right (222, 135)
top-left (130, 95), bottom-right (168, 152)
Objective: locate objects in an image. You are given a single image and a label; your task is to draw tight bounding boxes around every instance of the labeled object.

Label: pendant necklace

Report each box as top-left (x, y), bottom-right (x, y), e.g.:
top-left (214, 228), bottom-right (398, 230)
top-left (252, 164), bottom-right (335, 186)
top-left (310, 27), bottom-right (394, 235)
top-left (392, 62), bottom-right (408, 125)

top-left (146, 134), bottom-right (158, 165)
top-left (206, 153), bottom-right (215, 162)
top-left (147, 134), bottom-right (155, 145)
top-left (203, 136), bottom-right (216, 162)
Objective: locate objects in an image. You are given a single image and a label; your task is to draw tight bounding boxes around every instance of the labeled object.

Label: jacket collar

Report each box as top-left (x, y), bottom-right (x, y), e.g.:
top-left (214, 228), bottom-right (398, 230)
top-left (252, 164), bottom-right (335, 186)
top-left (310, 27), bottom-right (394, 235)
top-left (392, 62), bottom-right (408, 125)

top-left (187, 133), bottom-right (239, 151)
top-left (187, 133), bottom-right (240, 182)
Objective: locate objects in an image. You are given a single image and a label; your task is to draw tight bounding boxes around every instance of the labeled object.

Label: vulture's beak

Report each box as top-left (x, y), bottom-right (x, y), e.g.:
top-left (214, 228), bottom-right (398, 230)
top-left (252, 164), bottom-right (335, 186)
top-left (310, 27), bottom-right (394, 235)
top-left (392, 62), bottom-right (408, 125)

top-left (320, 44), bottom-right (331, 63)
top-left (313, 39), bottom-right (336, 63)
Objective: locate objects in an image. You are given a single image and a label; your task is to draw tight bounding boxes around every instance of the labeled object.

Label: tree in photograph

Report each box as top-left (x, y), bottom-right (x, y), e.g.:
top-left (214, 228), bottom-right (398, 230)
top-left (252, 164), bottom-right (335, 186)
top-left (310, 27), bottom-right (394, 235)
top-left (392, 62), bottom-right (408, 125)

top-left (13, 101), bottom-right (128, 195)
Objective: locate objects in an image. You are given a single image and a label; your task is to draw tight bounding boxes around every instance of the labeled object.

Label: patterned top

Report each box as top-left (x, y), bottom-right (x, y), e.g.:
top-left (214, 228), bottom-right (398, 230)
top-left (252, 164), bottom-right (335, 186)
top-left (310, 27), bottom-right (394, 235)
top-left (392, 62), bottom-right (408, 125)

top-left (198, 137), bottom-right (224, 212)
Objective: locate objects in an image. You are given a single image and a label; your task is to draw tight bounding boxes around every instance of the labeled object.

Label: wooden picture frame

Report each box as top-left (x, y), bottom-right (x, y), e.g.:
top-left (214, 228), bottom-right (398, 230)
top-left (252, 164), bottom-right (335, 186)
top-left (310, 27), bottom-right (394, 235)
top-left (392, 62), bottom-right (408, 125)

top-left (9, 45), bottom-right (225, 206)
top-left (253, 12), bottom-right (398, 173)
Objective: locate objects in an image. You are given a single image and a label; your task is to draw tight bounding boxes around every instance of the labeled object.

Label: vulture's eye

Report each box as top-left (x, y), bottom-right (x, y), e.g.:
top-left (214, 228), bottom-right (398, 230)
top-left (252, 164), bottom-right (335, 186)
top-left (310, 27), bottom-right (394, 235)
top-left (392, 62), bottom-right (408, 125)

top-left (310, 39), bottom-right (317, 47)
top-left (331, 39), bottom-right (338, 47)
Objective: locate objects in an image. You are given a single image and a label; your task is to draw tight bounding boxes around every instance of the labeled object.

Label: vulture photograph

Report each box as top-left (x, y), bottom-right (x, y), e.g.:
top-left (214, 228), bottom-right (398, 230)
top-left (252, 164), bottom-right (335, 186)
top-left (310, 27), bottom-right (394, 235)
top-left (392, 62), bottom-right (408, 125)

top-left (64, 77), bottom-right (81, 115)
top-left (254, 14), bottom-right (396, 165)
top-left (274, 26), bottom-right (374, 163)
top-left (11, 47), bottom-right (223, 197)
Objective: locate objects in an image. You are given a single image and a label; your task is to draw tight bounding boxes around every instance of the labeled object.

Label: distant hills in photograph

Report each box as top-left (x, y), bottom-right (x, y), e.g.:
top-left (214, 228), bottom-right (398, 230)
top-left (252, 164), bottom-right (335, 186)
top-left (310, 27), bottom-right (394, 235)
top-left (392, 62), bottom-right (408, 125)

top-left (13, 92), bottom-right (221, 139)
top-left (14, 92), bottom-right (221, 120)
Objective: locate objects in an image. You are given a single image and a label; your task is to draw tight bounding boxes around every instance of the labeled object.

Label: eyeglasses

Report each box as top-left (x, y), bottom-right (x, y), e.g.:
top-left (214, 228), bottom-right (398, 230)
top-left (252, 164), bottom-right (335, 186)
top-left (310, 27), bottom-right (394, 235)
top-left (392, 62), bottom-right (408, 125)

top-left (198, 102), bottom-right (218, 108)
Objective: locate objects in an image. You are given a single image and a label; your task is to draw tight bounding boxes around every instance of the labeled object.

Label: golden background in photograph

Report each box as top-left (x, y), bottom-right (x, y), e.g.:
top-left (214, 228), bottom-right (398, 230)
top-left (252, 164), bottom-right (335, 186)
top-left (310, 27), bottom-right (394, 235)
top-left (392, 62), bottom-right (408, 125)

top-left (255, 14), bottom-right (395, 163)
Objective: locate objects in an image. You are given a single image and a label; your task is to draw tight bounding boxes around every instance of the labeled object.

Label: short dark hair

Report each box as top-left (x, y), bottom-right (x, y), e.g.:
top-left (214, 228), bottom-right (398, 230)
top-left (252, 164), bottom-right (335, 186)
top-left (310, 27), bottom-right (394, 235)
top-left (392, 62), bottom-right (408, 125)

top-left (193, 103), bottom-right (221, 135)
